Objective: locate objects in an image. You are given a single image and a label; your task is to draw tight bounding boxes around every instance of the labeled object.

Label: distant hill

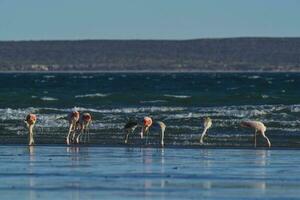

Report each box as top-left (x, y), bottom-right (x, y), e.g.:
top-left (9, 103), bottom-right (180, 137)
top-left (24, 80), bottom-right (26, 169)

top-left (1, 38), bottom-right (300, 72)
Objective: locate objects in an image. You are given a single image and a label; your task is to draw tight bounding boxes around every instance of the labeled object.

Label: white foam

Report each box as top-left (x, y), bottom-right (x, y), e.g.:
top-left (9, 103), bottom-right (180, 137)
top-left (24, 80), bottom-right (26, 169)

top-left (164, 94), bottom-right (191, 99)
top-left (40, 97), bottom-right (58, 101)
top-left (262, 95), bottom-right (269, 99)
top-left (75, 93), bottom-right (109, 98)
top-left (43, 75), bottom-right (56, 79)
top-left (248, 75), bottom-right (260, 79)
top-left (140, 100), bottom-right (168, 104)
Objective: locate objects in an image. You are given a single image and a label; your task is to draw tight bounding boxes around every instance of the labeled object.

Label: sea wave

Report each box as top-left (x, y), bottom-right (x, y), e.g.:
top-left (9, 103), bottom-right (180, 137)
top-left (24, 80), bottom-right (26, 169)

top-left (140, 100), bottom-right (168, 104)
top-left (41, 97), bottom-right (58, 101)
top-left (164, 94), bottom-right (191, 99)
top-left (75, 93), bottom-right (110, 98)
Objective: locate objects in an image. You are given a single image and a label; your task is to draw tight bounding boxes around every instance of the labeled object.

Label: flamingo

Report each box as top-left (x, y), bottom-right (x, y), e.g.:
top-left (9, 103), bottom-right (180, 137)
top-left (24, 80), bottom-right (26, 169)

top-left (140, 117), bottom-right (153, 139)
top-left (200, 117), bottom-right (212, 144)
top-left (140, 117), bottom-right (166, 147)
top-left (66, 111), bottom-right (80, 145)
top-left (76, 113), bottom-right (92, 144)
top-left (241, 120), bottom-right (271, 148)
top-left (156, 121), bottom-right (166, 147)
top-left (24, 113), bottom-right (37, 146)
top-left (124, 120), bottom-right (138, 144)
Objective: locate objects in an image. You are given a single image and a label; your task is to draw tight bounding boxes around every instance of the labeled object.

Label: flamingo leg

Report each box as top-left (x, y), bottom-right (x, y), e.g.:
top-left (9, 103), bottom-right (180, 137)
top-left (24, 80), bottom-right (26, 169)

top-left (87, 126), bottom-right (90, 143)
top-left (66, 124), bottom-right (74, 145)
top-left (200, 127), bottom-right (208, 144)
top-left (72, 125), bottom-right (77, 142)
top-left (76, 128), bottom-right (83, 144)
top-left (145, 128), bottom-right (150, 145)
top-left (254, 130), bottom-right (257, 148)
top-left (28, 125), bottom-right (34, 146)
top-left (84, 128), bottom-right (87, 144)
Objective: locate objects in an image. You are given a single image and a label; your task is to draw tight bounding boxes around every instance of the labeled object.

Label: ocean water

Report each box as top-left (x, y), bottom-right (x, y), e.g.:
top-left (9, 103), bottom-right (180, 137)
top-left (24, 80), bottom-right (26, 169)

top-left (0, 72), bottom-right (300, 147)
top-left (0, 146), bottom-right (299, 200)
top-left (1, 73), bottom-right (300, 199)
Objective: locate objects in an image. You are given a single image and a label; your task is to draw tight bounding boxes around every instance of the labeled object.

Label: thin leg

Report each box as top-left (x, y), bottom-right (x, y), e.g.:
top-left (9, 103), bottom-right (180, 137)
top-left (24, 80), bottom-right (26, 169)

top-left (254, 130), bottom-right (257, 148)
top-left (145, 129), bottom-right (150, 145)
top-left (87, 127), bottom-right (90, 143)
top-left (72, 128), bottom-right (77, 142)
top-left (28, 125), bottom-right (34, 146)
top-left (200, 128), bottom-right (208, 144)
top-left (84, 129), bottom-right (87, 144)
top-left (66, 124), bottom-right (73, 145)
top-left (76, 129), bottom-right (83, 144)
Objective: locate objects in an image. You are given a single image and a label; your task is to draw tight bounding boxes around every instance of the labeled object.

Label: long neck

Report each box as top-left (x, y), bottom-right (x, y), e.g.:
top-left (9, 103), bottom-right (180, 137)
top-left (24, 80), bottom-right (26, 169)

top-left (200, 127), bottom-right (208, 143)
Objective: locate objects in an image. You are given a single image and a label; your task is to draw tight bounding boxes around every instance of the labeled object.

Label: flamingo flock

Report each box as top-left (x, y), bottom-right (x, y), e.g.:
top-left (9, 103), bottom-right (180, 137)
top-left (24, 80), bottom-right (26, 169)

top-left (24, 112), bottom-right (272, 148)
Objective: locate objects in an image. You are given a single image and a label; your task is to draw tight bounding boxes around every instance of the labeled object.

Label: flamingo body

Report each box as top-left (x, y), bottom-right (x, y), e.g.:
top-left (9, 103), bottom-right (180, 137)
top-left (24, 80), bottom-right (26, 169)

top-left (66, 111), bottom-right (80, 145)
top-left (241, 120), bottom-right (271, 148)
top-left (76, 113), bottom-right (92, 144)
top-left (25, 113), bottom-right (37, 146)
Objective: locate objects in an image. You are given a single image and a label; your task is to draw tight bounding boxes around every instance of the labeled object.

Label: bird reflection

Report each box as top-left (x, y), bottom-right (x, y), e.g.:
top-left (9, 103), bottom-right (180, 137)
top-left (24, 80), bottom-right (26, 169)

top-left (28, 146), bottom-right (36, 200)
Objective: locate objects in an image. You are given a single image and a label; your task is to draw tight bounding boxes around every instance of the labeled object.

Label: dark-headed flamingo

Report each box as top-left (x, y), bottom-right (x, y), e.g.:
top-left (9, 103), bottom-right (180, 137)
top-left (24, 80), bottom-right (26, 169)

top-left (124, 121), bottom-right (138, 144)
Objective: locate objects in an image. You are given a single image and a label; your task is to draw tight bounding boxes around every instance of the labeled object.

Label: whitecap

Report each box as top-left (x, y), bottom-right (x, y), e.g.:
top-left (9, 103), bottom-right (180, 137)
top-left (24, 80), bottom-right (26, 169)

top-left (81, 76), bottom-right (94, 79)
top-left (248, 75), bottom-right (260, 79)
top-left (140, 100), bottom-right (168, 104)
top-left (73, 106), bottom-right (185, 113)
top-left (291, 105), bottom-right (300, 113)
top-left (75, 93), bottom-right (109, 98)
top-left (43, 75), bottom-right (56, 79)
top-left (164, 94), bottom-right (191, 99)
top-left (40, 97), bottom-right (58, 101)
top-left (227, 87), bottom-right (240, 90)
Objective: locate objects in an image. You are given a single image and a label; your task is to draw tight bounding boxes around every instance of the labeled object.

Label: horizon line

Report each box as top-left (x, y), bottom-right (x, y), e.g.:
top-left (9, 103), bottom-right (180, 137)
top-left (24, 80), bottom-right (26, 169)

top-left (1, 36), bottom-right (300, 42)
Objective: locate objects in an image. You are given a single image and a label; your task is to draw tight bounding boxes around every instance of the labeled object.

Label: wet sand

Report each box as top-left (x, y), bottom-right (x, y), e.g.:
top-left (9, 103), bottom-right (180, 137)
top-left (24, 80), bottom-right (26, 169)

top-left (0, 146), bottom-right (299, 199)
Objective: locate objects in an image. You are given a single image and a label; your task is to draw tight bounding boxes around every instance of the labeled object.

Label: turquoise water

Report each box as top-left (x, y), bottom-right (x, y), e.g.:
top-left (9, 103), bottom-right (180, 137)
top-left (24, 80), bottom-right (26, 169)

top-left (0, 72), bottom-right (300, 147)
top-left (0, 146), bottom-right (299, 200)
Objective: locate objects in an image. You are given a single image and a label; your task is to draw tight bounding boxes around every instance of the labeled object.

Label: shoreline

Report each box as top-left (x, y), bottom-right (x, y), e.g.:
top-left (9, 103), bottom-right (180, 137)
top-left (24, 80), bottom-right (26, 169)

top-left (0, 143), bottom-right (299, 150)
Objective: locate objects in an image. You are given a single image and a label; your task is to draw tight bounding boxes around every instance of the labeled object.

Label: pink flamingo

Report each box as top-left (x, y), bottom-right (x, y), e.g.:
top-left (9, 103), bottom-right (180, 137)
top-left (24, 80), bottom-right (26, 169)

top-left (200, 117), bottom-right (212, 144)
top-left (140, 117), bottom-right (166, 147)
top-left (25, 113), bottom-right (37, 146)
top-left (241, 120), bottom-right (271, 148)
top-left (76, 113), bottom-right (92, 144)
top-left (66, 111), bottom-right (80, 145)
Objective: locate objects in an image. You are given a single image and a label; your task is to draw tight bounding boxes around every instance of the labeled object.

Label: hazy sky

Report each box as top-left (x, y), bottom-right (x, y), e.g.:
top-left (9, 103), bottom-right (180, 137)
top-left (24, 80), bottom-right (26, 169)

top-left (0, 0), bottom-right (300, 40)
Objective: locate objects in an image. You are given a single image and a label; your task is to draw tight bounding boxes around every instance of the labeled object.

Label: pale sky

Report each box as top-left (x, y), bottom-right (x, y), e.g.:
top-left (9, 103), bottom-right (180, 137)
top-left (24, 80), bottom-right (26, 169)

top-left (0, 0), bottom-right (300, 40)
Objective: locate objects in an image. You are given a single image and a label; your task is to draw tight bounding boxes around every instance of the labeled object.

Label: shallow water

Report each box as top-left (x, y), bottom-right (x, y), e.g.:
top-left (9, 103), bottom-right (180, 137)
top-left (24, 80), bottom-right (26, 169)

top-left (0, 146), bottom-right (299, 200)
